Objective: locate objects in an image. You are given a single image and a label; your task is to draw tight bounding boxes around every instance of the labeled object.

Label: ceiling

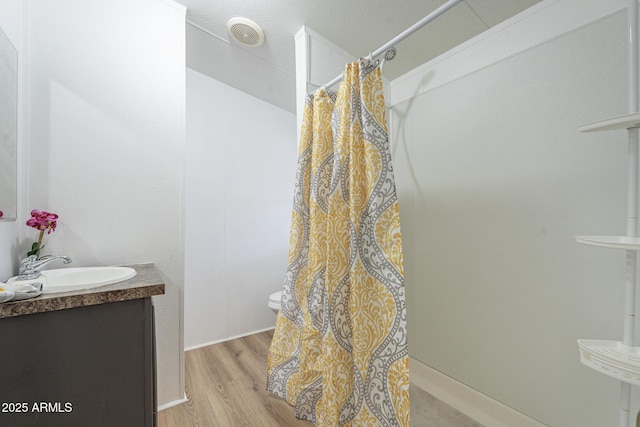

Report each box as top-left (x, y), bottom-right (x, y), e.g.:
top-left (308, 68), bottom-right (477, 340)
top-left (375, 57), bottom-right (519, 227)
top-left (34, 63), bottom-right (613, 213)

top-left (176, 0), bottom-right (542, 112)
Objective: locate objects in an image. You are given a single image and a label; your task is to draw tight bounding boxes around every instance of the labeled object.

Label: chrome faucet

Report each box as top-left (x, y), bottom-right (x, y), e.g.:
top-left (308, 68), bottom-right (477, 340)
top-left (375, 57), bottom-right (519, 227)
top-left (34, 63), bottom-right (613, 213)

top-left (18, 255), bottom-right (72, 280)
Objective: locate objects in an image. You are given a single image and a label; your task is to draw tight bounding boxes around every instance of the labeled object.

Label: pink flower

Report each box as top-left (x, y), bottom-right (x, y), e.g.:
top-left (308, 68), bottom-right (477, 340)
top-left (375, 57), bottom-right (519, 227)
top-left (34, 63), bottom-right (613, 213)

top-left (25, 209), bottom-right (59, 258)
top-left (26, 209), bottom-right (58, 234)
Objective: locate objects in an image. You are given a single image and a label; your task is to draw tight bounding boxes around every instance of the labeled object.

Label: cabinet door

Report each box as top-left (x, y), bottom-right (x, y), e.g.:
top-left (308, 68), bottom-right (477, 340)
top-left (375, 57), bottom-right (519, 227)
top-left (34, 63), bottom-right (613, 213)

top-left (0, 298), bottom-right (154, 427)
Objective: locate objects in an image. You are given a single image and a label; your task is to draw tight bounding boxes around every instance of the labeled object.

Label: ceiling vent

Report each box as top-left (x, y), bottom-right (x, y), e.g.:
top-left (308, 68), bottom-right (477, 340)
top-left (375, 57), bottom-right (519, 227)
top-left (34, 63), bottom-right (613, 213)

top-left (226, 17), bottom-right (265, 48)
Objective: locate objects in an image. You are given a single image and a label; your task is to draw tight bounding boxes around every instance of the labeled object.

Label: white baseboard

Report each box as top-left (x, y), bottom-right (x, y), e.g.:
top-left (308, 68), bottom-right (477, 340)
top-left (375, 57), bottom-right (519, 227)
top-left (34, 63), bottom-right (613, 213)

top-left (184, 326), bottom-right (276, 352)
top-left (158, 393), bottom-right (188, 412)
top-left (410, 357), bottom-right (548, 427)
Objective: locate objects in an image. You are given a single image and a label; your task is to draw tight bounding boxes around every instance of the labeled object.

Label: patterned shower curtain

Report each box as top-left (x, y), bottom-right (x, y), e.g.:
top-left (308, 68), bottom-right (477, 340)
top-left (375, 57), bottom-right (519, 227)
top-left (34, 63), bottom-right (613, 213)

top-left (267, 58), bottom-right (410, 427)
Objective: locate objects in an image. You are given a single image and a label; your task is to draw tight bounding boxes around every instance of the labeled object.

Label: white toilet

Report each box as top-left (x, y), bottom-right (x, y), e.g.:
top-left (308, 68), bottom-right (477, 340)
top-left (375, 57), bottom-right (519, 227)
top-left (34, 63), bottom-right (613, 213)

top-left (268, 291), bottom-right (282, 314)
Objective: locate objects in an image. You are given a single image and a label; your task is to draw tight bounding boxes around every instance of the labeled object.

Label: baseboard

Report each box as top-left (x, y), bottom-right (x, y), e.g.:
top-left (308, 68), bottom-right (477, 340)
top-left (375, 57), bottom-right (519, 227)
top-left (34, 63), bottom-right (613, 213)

top-left (158, 393), bottom-right (188, 411)
top-left (409, 357), bottom-right (548, 427)
top-left (184, 326), bottom-right (276, 352)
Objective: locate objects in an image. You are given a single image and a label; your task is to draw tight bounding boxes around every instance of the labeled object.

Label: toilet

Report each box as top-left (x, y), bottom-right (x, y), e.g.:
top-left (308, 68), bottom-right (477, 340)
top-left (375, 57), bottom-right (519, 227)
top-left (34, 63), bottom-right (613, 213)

top-left (268, 291), bottom-right (282, 314)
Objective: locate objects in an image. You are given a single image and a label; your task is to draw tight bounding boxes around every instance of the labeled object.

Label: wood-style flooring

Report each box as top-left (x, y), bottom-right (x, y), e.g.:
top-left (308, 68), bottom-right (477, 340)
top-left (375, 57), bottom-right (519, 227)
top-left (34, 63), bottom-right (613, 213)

top-left (158, 330), bottom-right (311, 427)
top-left (158, 330), bottom-right (482, 427)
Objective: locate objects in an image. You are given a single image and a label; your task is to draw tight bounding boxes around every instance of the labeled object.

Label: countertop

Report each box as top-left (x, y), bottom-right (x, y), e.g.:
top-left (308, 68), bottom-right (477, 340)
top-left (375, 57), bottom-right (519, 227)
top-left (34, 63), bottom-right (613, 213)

top-left (0, 263), bottom-right (165, 319)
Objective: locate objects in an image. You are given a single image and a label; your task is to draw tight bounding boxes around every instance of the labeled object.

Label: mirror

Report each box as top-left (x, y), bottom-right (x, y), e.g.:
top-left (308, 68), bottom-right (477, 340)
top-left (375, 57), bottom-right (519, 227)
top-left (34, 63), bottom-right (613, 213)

top-left (0, 25), bottom-right (17, 221)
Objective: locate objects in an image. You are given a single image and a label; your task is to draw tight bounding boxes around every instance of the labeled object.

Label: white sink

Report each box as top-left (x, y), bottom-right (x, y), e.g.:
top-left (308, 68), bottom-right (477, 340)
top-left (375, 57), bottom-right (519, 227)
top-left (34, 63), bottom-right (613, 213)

top-left (8, 266), bottom-right (137, 294)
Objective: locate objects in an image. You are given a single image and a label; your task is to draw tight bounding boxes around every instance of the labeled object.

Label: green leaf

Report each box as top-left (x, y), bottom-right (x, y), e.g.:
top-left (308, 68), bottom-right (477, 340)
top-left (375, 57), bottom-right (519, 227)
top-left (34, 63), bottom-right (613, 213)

top-left (27, 242), bottom-right (40, 257)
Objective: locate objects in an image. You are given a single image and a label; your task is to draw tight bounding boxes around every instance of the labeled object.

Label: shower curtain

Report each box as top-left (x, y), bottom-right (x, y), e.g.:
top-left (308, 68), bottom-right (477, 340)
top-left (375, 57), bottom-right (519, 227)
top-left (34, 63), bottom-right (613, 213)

top-left (267, 58), bottom-right (410, 427)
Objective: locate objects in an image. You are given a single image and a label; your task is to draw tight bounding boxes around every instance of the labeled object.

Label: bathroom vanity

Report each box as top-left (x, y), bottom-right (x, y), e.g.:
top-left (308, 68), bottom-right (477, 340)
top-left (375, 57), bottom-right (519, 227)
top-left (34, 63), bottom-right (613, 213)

top-left (0, 263), bottom-right (164, 427)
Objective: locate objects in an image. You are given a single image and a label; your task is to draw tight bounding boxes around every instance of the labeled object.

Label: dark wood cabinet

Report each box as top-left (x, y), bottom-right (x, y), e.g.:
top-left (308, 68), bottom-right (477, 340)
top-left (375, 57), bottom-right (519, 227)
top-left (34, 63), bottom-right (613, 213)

top-left (0, 297), bottom-right (157, 427)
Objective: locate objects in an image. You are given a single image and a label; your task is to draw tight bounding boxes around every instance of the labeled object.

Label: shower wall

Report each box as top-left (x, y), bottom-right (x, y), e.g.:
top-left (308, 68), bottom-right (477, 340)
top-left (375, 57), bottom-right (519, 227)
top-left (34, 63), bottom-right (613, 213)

top-left (391, 2), bottom-right (634, 426)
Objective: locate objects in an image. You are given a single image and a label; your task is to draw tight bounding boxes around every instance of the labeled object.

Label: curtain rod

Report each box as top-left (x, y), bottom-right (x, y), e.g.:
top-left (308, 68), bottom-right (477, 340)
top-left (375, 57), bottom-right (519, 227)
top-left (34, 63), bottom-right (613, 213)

top-left (322, 0), bottom-right (464, 89)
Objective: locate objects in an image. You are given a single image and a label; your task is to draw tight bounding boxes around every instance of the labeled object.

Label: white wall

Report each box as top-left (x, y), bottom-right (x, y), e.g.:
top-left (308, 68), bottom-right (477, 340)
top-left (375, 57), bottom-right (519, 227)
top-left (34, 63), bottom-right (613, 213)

top-left (391, 0), bottom-right (636, 426)
top-left (0, 0), bottom-right (26, 280)
top-left (27, 0), bottom-right (186, 407)
top-left (184, 68), bottom-right (297, 349)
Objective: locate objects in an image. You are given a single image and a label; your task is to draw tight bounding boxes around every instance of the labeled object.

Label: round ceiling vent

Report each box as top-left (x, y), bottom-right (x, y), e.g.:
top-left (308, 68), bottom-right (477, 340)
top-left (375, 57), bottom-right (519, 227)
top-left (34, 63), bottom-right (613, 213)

top-left (226, 17), bottom-right (265, 48)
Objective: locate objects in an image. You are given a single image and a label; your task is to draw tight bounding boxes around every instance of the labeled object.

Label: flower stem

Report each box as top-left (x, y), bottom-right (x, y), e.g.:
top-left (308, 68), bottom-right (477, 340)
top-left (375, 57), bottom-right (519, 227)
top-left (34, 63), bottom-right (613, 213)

top-left (36, 230), bottom-right (44, 258)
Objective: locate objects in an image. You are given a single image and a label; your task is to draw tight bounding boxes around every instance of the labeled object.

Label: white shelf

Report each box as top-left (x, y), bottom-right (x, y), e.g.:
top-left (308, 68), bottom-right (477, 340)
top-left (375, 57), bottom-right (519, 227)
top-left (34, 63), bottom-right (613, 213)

top-left (579, 112), bottom-right (640, 132)
top-left (575, 235), bottom-right (640, 250)
top-left (578, 340), bottom-right (640, 386)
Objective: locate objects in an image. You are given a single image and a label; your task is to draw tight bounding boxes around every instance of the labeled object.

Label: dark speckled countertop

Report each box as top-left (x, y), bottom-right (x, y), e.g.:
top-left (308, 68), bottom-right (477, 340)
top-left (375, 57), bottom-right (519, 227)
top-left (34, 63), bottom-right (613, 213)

top-left (0, 263), bottom-right (165, 319)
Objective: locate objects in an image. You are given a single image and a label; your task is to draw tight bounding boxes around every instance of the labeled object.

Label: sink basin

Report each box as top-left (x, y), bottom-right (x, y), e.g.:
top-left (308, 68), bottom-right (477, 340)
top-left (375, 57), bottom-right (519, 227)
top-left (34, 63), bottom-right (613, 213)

top-left (8, 266), bottom-right (137, 294)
